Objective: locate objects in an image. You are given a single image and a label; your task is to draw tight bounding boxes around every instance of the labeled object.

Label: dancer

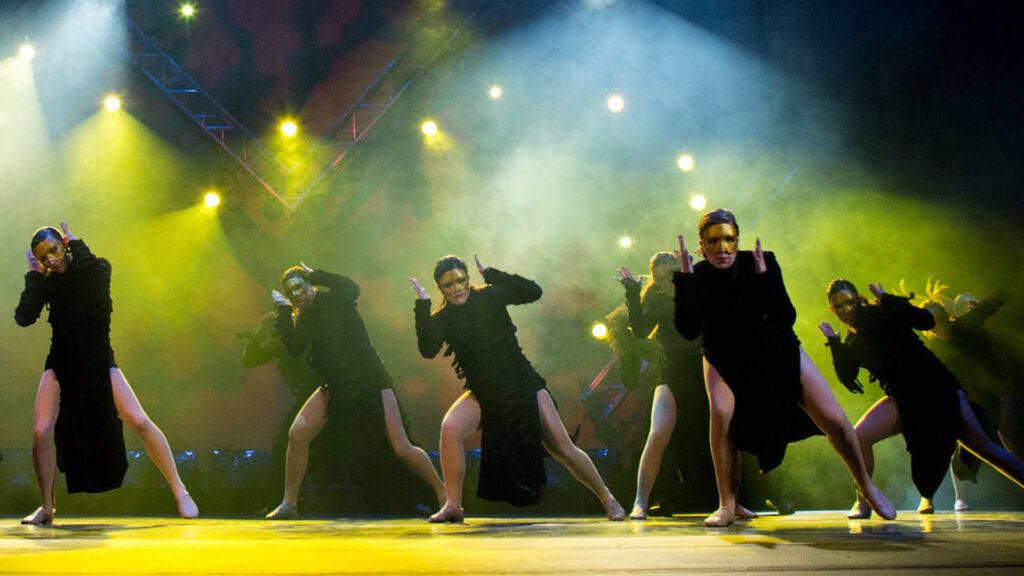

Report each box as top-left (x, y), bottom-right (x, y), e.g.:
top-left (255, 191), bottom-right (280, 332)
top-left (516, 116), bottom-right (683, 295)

top-left (411, 255), bottom-right (625, 523)
top-left (265, 263), bottom-right (444, 519)
top-left (616, 252), bottom-right (715, 519)
top-left (674, 209), bottom-right (894, 527)
top-left (821, 280), bottom-right (1024, 518)
top-left (14, 223), bottom-right (198, 525)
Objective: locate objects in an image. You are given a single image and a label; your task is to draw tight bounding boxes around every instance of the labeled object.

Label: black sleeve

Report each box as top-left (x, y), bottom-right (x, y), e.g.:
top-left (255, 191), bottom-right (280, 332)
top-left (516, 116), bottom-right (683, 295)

top-left (243, 313), bottom-right (286, 367)
top-left (68, 239), bottom-right (96, 267)
top-left (309, 269), bottom-right (360, 301)
top-left (482, 267), bottom-right (542, 305)
top-left (879, 293), bottom-right (935, 331)
top-left (826, 335), bottom-right (862, 389)
top-left (672, 271), bottom-right (702, 340)
top-left (414, 299), bottom-right (445, 358)
top-left (14, 271), bottom-right (47, 327)
top-left (755, 252), bottom-right (797, 329)
top-left (622, 279), bottom-right (656, 339)
top-left (275, 304), bottom-right (311, 356)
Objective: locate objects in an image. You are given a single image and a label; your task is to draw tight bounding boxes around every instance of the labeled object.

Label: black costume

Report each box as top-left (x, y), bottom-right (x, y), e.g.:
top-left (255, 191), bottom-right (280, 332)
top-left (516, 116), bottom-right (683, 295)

top-left (14, 239), bottom-right (128, 493)
top-left (414, 268), bottom-right (548, 506)
top-left (825, 293), bottom-right (962, 499)
top-left (674, 251), bottom-right (821, 473)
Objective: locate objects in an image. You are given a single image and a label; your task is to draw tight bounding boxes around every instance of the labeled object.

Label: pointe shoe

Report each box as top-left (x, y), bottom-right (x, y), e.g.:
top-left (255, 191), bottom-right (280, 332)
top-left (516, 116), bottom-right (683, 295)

top-left (916, 498), bottom-right (934, 515)
top-left (954, 499), bottom-right (970, 512)
top-left (20, 506), bottom-right (55, 526)
top-left (176, 491), bottom-right (199, 519)
top-left (704, 507), bottom-right (735, 527)
top-left (629, 504), bottom-right (648, 520)
top-left (427, 504), bottom-right (464, 524)
top-left (863, 487), bottom-right (897, 521)
top-left (265, 502), bottom-right (298, 520)
top-left (734, 503), bottom-right (759, 520)
top-left (605, 499), bottom-right (626, 521)
top-left (847, 498), bottom-right (872, 520)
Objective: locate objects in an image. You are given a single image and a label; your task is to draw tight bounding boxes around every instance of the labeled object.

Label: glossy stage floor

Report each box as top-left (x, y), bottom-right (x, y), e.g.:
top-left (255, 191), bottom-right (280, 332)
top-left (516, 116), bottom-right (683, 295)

top-left (2, 511), bottom-right (1023, 575)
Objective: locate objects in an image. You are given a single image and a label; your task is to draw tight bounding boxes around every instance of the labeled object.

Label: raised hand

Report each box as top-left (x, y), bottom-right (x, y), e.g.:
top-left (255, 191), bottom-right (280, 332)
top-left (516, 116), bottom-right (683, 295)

top-left (753, 238), bottom-right (766, 274)
top-left (409, 277), bottom-right (430, 300)
top-left (818, 321), bottom-right (839, 339)
top-left (474, 254), bottom-right (487, 276)
top-left (59, 222), bottom-right (75, 242)
top-left (616, 265), bottom-right (638, 284)
top-left (271, 290), bottom-right (291, 307)
top-left (868, 282), bottom-right (885, 299)
top-left (676, 235), bottom-right (694, 274)
top-left (26, 249), bottom-right (45, 274)
top-left (299, 261), bottom-right (313, 274)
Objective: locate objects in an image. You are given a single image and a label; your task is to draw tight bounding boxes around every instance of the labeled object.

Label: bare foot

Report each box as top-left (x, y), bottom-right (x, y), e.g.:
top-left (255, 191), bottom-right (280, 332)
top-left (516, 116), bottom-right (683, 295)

top-left (265, 502), bottom-right (298, 520)
top-left (704, 507), bottom-right (735, 527)
top-left (734, 503), bottom-right (758, 520)
top-left (605, 498), bottom-right (626, 521)
top-left (176, 491), bottom-right (199, 519)
top-left (863, 485), bottom-right (896, 520)
top-left (428, 504), bottom-right (464, 524)
top-left (629, 504), bottom-right (647, 520)
top-left (916, 498), bottom-right (934, 514)
top-left (21, 506), bottom-right (55, 526)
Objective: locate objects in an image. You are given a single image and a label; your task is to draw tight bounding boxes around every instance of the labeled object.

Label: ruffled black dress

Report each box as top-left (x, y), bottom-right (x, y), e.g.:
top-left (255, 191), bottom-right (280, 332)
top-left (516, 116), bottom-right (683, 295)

top-left (825, 294), bottom-right (962, 499)
top-left (414, 268), bottom-right (548, 506)
top-left (14, 239), bottom-right (127, 493)
top-left (673, 251), bottom-right (821, 473)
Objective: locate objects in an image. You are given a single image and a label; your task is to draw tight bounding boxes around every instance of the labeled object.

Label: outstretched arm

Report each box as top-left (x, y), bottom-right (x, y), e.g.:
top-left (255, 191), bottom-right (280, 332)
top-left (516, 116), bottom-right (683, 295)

top-left (872, 283), bottom-right (934, 331)
top-left (410, 278), bottom-right (444, 358)
top-left (617, 266), bottom-right (656, 338)
top-left (820, 322), bottom-right (864, 393)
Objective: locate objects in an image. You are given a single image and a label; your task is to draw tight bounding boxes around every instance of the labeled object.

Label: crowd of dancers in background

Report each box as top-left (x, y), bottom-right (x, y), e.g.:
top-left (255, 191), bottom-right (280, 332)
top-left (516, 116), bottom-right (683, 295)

top-left (13, 209), bottom-right (1024, 527)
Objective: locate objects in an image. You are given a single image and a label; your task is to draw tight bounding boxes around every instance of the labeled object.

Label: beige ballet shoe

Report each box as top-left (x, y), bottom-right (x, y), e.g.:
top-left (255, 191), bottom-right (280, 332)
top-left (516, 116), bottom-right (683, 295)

top-left (847, 497), bottom-right (872, 520)
top-left (265, 502), bottom-right (298, 520)
top-left (427, 504), bottom-right (464, 524)
top-left (20, 506), bottom-right (55, 526)
top-left (954, 498), bottom-right (970, 512)
top-left (917, 498), bottom-right (934, 515)
top-left (734, 503), bottom-right (759, 520)
top-left (176, 491), bottom-right (199, 519)
top-left (605, 499), bottom-right (626, 521)
top-left (704, 507), bottom-right (736, 527)
top-left (863, 486), bottom-right (897, 521)
top-left (629, 504), bottom-right (648, 520)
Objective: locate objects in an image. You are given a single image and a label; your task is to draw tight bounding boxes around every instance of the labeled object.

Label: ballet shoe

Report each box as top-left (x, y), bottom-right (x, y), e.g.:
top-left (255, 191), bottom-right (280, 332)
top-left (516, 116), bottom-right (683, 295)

top-left (847, 497), bottom-right (872, 520)
top-left (916, 498), bottom-right (934, 515)
top-left (427, 504), bottom-right (464, 524)
top-left (21, 506), bottom-right (55, 526)
top-left (265, 502), bottom-right (298, 520)
top-left (863, 486), bottom-right (897, 521)
top-left (703, 507), bottom-right (735, 527)
top-left (628, 504), bottom-right (648, 520)
top-left (954, 498), bottom-right (970, 512)
top-left (734, 503), bottom-right (759, 520)
top-left (766, 496), bottom-right (796, 516)
top-left (176, 491), bottom-right (199, 519)
top-left (605, 499), bottom-right (626, 521)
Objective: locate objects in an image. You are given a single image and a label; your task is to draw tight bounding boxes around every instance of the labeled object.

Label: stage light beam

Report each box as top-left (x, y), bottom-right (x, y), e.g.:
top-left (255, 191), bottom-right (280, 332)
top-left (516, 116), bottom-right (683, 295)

top-left (618, 236), bottom-right (633, 249)
top-left (677, 154), bottom-right (695, 172)
top-left (591, 322), bottom-right (609, 340)
top-left (690, 193), bottom-right (707, 211)
top-left (203, 191), bottom-right (221, 208)
top-left (279, 120), bottom-right (298, 138)
top-left (421, 120), bottom-right (439, 137)
top-left (103, 95), bottom-right (122, 112)
top-left (180, 4), bottom-right (196, 18)
top-left (607, 94), bottom-right (625, 113)
top-left (488, 85), bottom-right (503, 100)
top-left (18, 43), bottom-right (36, 61)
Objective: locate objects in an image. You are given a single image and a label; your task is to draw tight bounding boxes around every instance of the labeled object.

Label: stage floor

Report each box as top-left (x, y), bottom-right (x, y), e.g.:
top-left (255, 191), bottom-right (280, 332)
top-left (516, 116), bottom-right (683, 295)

top-left (2, 511), bottom-right (1023, 575)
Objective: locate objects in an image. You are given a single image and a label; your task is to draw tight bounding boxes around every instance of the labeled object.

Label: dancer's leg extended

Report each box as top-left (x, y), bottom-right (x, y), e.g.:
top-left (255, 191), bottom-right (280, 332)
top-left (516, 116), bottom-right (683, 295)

top-left (431, 391), bottom-right (480, 522)
top-left (23, 370), bottom-right (60, 525)
top-left (110, 368), bottom-right (197, 518)
top-left (381, 388), bottom-right (445, 504)
top-left (267, 386), bottom-right (328, 518)
top-left (957, 390), bottom-right (1024, 489)
top-left (631, 385), bottom-right (676, 519)
top-left (846, 396), bottom-right (900, 518)
top-left (537, 389), bottom-right (624, 520)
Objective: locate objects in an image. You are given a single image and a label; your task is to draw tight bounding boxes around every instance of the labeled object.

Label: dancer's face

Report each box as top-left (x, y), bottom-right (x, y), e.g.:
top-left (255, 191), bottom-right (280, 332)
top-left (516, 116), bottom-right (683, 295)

top-left (651, 263), bottom-right (678, 284)
top-left (700, 223), bottom-right (739, 270)
top-left (283, 276), bottom-right (315, 309)
top-left (828, 289), bottom-right (861, 326)
top-left (438, 268), bottom-right (470, 306)
top-left (32, 236), bottom-right (69, 274)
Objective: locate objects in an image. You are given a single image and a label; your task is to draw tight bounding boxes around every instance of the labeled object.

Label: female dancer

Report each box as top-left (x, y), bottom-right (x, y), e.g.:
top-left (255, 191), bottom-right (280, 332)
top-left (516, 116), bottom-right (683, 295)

top-left (616, 252), bottom-right (715, 519)
top-left (411, 255), bottom-right (625, 522)
top-left (674, 209), bottom-right (894, 527)
top-left (821, 280), bottom-right (1024, 518)
top-left (265, 264), bottom-right (445, 518)
top-left (14, 223), bottom-right (198, 524)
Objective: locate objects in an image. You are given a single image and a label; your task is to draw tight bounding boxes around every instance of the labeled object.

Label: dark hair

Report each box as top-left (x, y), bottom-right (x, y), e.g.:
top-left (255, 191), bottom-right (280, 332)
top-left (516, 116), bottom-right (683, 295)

top-left (433, 255), bottom-right (468, 284)
top-left (30, 227), bottom-right (63, 250)
top-left (697, 209), bottom-right (739, 238)
top-left (826, 278), bottom-right (859, 300)
top-left (281, 266), bottom-right (310, 287)
top-left (648, 251), bottom-right (677, 273)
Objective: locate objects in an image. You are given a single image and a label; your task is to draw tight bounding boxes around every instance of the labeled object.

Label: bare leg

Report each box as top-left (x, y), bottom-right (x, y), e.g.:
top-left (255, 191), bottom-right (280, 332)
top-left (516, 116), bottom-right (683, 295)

top-left (23, 370), bottom-right (60, 525)
top-left (381, 388), bottom-right (445, 505)
top-left (844, 395), bottom-right (901, 518)
top-left (537, 390), bottom-right (624, 520)
top-left (272, 386), bottom-right (329, 515)
top-left (797, 348), bottom-right (896, 520)
top-left (957, 390), bottom-right (1024, 489)
top-left (704, 360), bottom-right (739, 527)
top-left (430, 391), bottom-right (480, 523)
top-left (110, 368), bottom-right (198, 518)
top-left (631, 385), bottom-right (677, 519)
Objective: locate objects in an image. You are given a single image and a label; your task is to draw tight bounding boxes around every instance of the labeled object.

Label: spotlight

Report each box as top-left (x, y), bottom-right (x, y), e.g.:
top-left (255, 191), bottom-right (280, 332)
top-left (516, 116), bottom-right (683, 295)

top-left (279, 120), bottom-right (298, 138)
top-left (103, 95), bottom-right (122, 112)
top-left (18, 43), bottom-right (35, 61)
top-left (591, 322), bottom-right (609, 340)
top-left (180, 4), bottom-right (196, 18)
top-left (203, 191), bottom-right (221, 208)
top-left (677, 154), bottom-right (695, 172)
top-left (618, 236), bottom-right (633, 249)
top-left (607, 94), bottom-right (625, 113)
top-left (421, 120), bottom-right (438, 137)
top-left (689, 193), bottom-right (707, 211)
top-left (488, 85), bottom-right (503, 100)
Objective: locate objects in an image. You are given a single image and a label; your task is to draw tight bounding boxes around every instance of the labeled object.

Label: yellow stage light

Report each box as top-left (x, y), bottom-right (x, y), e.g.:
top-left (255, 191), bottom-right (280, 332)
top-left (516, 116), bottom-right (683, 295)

top-left (421, 120), bottom-right (438, 137)
top-left (18, 43), bottom-right (35, 61)
top-left (180, 4), bottom-right (196, 18)
top-left (677, 154), bottom-right (695, 172)
top-left (488, 85), bottom-right (503, 100)
top-left (279, 120), bottom-right (298, 138)
top-left (103, 95), bottom-right (122, 112)
top-left (618, 236), bottom-right (633, 249)
top-left (607, 94), bottom-right (625, 113)
top-left (203, 191), bottom-right (221, 208)
top-left (591, 322), bottom-right (609, 340)
top-left (690, 193), bottom-right (707, 211)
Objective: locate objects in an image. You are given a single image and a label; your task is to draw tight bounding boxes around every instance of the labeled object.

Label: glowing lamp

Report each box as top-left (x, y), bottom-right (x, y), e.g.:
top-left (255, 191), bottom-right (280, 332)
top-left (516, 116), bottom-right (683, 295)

top-left (677, 154), bottom-right (695, 172)
top-left (690, 193), bottom-right (707, 211)
top-left (103, 95), bottom-right (122, 112)
top-left (203, 191), bottom-right (221, 208)
top-left (592, 323), bottom-right (609, 340)
top-left (279, 120), bottom-right (298, 138)
top-left (618, 236), bottom-right (633, 249)
top-left (488, 85), bottom-right (503, 100)
top-left (607, 94), bottom-right (625, 113)
top-left (421, 120), bottom-right (438, 137)
top-left (180, 4), bottom-right (196, 18)
top-left (19, 43), bottom-right (35, 61)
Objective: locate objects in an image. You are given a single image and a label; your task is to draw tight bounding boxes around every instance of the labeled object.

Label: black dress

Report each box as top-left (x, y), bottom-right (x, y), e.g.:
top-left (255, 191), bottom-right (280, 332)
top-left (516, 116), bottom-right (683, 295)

top-left (673, 251), bottom-right (821, 473)
top-left (825, 294), bottom-right (962, 499)
top-left (14, 239), bottom-right (128, 494)
top-left (414, 268), bottom-right (548, 506)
